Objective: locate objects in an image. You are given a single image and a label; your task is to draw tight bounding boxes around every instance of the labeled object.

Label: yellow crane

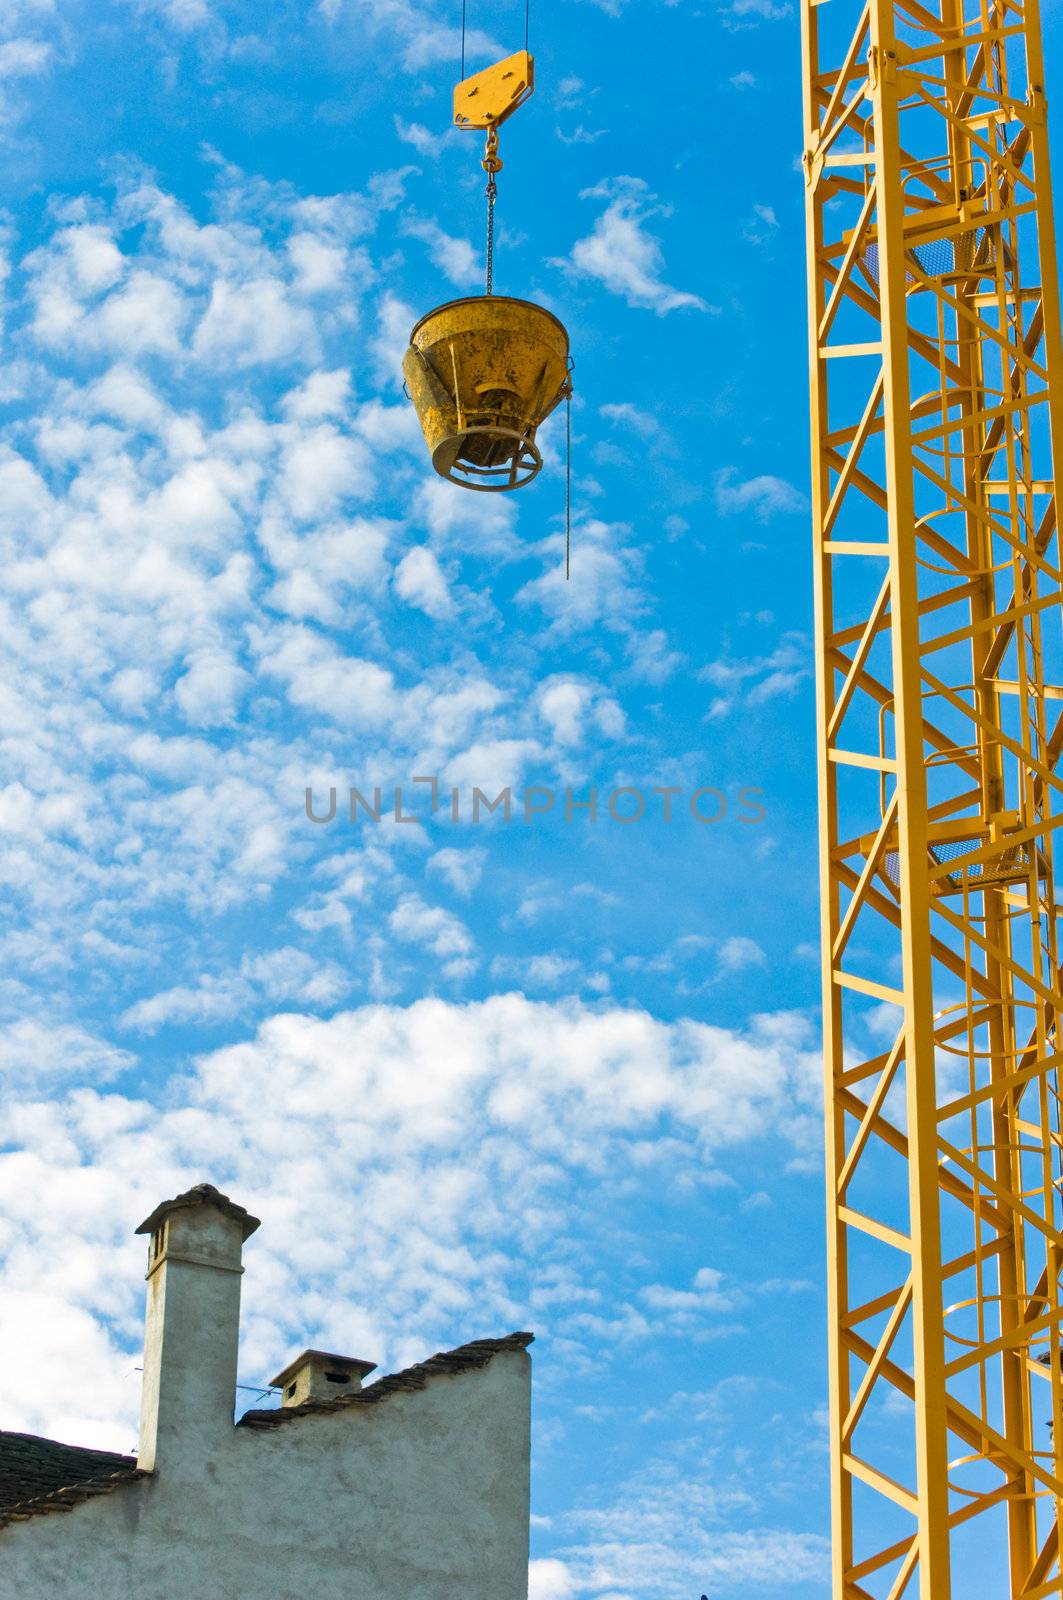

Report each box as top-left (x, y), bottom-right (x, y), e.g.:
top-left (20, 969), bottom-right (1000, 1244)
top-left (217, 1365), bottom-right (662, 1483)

top-left (802, 0), bottom-right (1063, 1588)
top-left (403, 9), bottom-right (1063, 1591)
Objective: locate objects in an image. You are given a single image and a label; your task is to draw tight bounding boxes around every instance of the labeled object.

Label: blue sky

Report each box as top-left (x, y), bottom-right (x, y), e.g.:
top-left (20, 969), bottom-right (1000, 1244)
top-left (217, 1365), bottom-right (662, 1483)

top-left (2, 0), bottom-right (1059, 1595)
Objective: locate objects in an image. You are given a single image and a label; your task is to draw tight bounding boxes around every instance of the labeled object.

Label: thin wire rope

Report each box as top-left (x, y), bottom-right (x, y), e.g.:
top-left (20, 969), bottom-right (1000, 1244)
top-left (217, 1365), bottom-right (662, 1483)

top-left (461, 0), bottom-right (530, 81)
top-left (565, 385), bottom-right (571, 581)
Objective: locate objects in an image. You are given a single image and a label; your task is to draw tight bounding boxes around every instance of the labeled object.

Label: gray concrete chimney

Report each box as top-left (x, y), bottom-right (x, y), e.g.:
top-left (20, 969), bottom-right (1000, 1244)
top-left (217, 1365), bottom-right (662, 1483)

top-left (269, 1349), bottom-right (377, 1408)
top-left (134, 1183), bottom-right (260, 1473)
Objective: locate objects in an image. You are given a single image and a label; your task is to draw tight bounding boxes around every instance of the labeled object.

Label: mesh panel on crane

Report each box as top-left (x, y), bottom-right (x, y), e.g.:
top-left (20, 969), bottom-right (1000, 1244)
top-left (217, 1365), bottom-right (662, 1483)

top-left (883, 833), bottom-right (1032, 893)
top-left (862, 228), bottom-right (987, 284)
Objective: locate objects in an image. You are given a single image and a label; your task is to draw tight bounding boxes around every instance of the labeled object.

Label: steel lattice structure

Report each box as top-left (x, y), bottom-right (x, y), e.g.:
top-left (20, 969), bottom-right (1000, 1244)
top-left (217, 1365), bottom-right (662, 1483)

top-left (801, 0), bottom-right (1063, 1589)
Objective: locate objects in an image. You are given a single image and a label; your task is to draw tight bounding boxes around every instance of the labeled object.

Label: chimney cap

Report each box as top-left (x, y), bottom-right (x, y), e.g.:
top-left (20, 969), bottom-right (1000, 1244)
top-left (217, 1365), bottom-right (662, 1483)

top-left (135, 1182), bottom-right (261, 1242)
top-left (269, 1349), bottom-right (378, 1392)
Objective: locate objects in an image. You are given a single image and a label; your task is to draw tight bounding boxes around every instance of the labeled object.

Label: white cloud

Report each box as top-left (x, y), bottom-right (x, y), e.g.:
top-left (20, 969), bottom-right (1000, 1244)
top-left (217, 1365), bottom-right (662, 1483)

top-left (556, 124), bottom-right (607, 146)
top-left (173, 647), bottom-right (248, 726)
top-left (426, 846), bottom-right (485, 897)
top-left (253, 624), bottom-right (399, 728)
top-left (20, 166), bottom-right (389, 379)
top-left (28, 240), bottom-right (189, 356)
top-left (537, 677), bottom-right (625, 747)
top-left (87, 364), bottom-right (168, 431)
top-left (639, 1265), bottom-right (744, 1319)
top-left (0, 1017), bottom-right (134, 1089)
top-left (394, 117), bottom-right (453, 158)
top-left (402, 215), bottom-right (480, 288)
top-left (720, 0), bottom-right (790, 24)
top-left (281, 369), bottom-right (351, 422)
top-left (351, 396), bottom-right (422, 454)
top-left (0, 1291), bottom-right (140, 1457)
top-left (415, 474), bottom-right (518, 556)
top-left (556, 75), bottom-right (585, 109)
top-left (865, 1000), bottom-right (904, 1042)
top-left (442, 737), bottom-right (540, 793)
top-left (388, 893), bottom-right (476, 977)
top-left (286, 232), bottom-right (349, 294)
top-left (119, 947), bottom-right (350, 1033)
top-left (276, 423), bottom-right (374, 519)
top-left (261, 514), bottom-right (391, 622)
top-left (316, 0), bottom-right (500, 73)
top-left (716, 935), bottom-right (767, 975)
top-left (0, 22), bottom-right (52, 127)
top-left (517, 519), bottom-right (645, 634)
top-left (539, 680), bottom-right (588, 746)
top-left (93, 268), bottom-right (191, 353)
top-left (599, 401), bottom-right (659, 439)
top-left (147, 0), bottom-right (212, 28)
top-left (528, 1558), bottom-right (576, 1600)
top-left (490, 952), bottom-right (586, 991)
top-left (0, 996), bottom-right (822, 1447)
top-left (395, 545), bottom-right (454, 618)
top-left (370, 289), bottom-right (417, 388)
top-left (193, 277), bottom-right (321, 369)
top-left (0, 36), bottom-right (49, 78)
top-left (553, 179), bottom-right (708, 315)
top-left (623, 628), bottom-right (681, 685)
top-left (554, 1455), bottom-right (828, 1596)
top-left (742, 203), bottom-right (780, 245)
top-left (714, 467), bottom-right (807, 522)
top-left (700, 632), bottom-right (810, 720)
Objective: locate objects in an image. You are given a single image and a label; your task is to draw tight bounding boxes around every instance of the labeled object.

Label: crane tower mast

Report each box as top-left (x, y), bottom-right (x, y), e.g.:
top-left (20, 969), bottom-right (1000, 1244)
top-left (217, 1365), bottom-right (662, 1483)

top-left (801, 0), bottom-right (1063, 1588)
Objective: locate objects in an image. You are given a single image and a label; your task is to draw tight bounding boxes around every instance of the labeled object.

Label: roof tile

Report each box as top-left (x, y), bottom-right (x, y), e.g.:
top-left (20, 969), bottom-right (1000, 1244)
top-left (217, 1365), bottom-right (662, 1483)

top-left (0, 1433), bottom-right (145, 1531)
top-left (239, 1331), bottom-right (534, 1430)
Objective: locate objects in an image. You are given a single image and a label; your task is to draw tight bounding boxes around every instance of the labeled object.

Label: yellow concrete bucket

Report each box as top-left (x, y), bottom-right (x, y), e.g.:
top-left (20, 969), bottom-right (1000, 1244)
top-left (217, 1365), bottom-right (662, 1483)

top-left (403, 295), bottom-right (569, 492)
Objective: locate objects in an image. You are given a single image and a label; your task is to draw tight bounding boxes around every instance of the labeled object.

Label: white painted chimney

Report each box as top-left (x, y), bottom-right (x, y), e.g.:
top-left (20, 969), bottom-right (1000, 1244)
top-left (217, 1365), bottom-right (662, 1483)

top-left (134, 1183), bottom-right (260, 1473)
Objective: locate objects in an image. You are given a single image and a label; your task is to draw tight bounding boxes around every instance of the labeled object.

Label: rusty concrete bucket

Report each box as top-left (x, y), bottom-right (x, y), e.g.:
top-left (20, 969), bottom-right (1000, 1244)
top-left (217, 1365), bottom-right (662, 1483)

top-left (403, 295), bottom-right (570, 492)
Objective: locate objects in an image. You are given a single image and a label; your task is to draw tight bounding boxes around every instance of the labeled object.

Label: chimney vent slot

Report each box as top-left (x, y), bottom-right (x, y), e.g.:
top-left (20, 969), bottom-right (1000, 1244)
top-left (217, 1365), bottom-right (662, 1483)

top-left (270, 1349), bottom-right (377, 1406)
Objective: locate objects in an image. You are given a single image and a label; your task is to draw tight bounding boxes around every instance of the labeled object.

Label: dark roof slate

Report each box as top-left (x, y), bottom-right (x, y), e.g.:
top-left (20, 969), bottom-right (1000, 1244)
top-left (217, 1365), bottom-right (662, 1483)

top-left (240, 1331), bottom-right (534, 1430)
top-left (0, 1431), bottom-right (144, 1531)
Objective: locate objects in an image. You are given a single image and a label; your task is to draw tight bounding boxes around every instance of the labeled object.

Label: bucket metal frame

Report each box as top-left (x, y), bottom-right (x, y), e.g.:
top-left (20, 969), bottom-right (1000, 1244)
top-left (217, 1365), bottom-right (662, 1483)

top-left (403, 294), bottom-right (569, 494)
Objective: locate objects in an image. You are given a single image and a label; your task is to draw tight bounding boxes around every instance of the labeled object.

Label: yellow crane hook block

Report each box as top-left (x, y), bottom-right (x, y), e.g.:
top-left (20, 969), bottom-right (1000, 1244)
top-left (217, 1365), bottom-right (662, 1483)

top-left (453, 50), bottom-right (533, 130)
top-left (403, 294), bottom-right (569, 492)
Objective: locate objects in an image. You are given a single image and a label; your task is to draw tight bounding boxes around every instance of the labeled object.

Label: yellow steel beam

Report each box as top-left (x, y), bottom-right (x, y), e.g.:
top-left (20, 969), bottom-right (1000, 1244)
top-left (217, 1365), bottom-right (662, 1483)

top-left (802, 0), bottom-right (1063, 1583)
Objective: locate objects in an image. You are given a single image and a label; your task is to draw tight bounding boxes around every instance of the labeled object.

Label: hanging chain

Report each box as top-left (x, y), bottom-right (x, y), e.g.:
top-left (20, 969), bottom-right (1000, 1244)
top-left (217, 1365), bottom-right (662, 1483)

top-left (482, 125), bottom-right (502, 296)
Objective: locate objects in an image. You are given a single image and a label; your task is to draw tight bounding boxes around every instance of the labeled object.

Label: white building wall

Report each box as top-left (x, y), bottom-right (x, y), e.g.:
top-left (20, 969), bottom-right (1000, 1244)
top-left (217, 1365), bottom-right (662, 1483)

top-left (1, 1349), bottom-right (531, 1600)
top-left (1, 1187), bottom-right (531, 1600)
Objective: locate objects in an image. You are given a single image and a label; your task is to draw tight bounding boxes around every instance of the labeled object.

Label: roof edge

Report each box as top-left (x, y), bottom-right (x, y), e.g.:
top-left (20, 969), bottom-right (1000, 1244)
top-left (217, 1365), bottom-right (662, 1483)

top-left (241, 1331), bottom-right (534, 1431)
top-left (0, 1466), bottom-right (150, 1535)
top-left (135, 1182), bottom-right (260, 1241)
